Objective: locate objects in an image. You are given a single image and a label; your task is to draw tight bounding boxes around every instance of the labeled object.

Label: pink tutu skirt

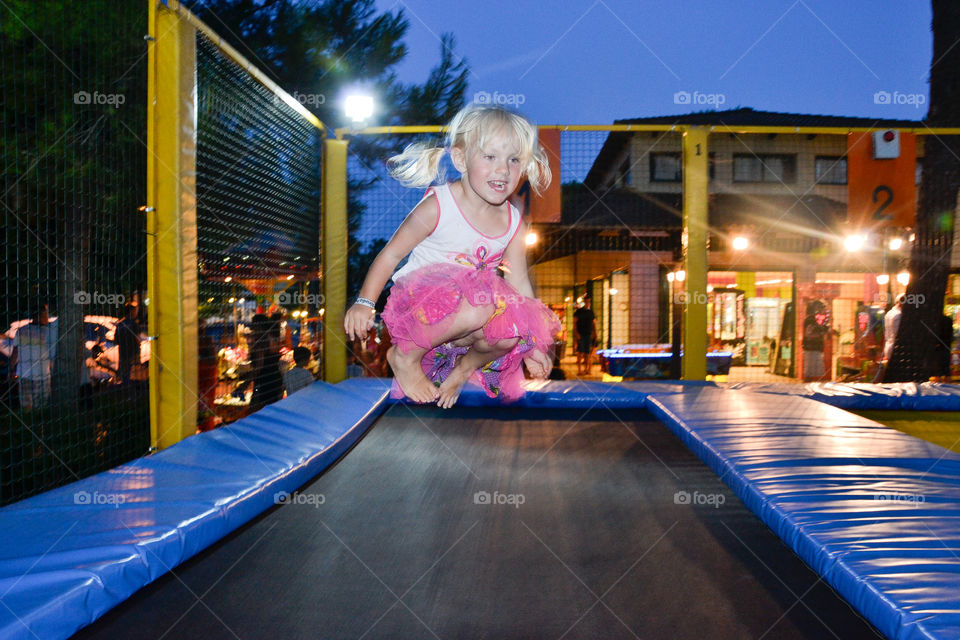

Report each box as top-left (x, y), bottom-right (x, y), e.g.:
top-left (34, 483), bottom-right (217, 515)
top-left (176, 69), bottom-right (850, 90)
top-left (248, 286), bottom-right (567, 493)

top-left (382, 262), bottom-right (560, 401)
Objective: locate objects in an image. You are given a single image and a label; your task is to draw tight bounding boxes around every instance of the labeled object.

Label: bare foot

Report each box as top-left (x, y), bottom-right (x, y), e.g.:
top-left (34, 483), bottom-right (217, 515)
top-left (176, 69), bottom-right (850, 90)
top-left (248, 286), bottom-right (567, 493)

top-left (523, 350), bottom-right (552, 379)
top-left (387, 346), bottom-right (438, 403)
top-left (437, 363), bottom-right (473, 409)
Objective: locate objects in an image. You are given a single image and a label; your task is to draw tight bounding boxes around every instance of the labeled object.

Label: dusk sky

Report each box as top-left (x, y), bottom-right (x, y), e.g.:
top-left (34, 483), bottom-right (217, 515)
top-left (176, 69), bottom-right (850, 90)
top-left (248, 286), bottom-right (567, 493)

top-left (376, 0), bottom-right (934, 125)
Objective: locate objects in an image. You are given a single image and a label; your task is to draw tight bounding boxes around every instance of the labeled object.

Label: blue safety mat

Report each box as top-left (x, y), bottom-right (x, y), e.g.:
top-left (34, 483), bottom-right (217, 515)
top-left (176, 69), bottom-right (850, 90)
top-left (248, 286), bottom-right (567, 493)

top-left (646, 387), bottom-right (960, 640)
top-left (0, 380), bottom-right (389, 640)
top-left (725, 381), bottom-right (960, 411)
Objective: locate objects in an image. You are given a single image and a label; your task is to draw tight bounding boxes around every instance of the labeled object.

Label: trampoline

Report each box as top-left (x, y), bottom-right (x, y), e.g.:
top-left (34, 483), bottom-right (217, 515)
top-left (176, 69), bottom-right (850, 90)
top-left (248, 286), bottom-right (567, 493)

top-left (2, 379), bottom-right (960, 640)
top-left (75, 403), bottom-right (879, 639)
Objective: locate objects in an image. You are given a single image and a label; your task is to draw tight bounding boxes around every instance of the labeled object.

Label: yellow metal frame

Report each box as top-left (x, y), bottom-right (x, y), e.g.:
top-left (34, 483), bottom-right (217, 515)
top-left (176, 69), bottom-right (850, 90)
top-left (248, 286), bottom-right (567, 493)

top-left (147, 0), bottom-right (327, 448)
top-left (681, 128), bottom-right (709, 380)
top-left (147, 1), bottom-right (198, 449)
top-left (146, 1), bottom-right (959, 411)
top-left (322, 139), bottom-right (348, 383)
top-left (341, 124), bottom-right (960, 136)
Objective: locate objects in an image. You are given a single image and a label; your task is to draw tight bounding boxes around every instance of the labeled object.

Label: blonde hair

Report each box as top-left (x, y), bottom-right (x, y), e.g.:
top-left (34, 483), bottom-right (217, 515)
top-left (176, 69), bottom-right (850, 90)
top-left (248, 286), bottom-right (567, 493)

top-left (387, 104), bottom-right (552, 195)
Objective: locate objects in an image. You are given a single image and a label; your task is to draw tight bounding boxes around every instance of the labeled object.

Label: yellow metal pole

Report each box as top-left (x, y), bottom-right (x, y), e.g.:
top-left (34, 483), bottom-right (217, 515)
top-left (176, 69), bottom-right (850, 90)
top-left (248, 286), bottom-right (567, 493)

top-left (147, 0), bottom-right (158, 450)
top-left (682, 127), bottom-right (709, 380)
top-left (322, 138), bottom-right (348, 383)
top-left (147, 1), bottom-right (198, 448)
top-left (340, 124), bottom-right (960, 137)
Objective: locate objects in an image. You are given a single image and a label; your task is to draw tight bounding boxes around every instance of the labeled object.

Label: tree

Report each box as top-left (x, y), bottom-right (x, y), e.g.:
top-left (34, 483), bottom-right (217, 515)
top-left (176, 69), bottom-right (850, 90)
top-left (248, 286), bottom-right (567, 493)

top-left (188, 0), bottom-right (468, 129)
top-left (188, 0), bottom-right (470, 295)
top-left (884, 0), bottom-right (960, 382)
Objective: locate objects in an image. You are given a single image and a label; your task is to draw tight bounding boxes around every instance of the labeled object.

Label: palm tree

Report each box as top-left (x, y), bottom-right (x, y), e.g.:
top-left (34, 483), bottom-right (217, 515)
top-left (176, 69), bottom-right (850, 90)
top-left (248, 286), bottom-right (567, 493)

top-left (884, 0), bottom-right (960, 382)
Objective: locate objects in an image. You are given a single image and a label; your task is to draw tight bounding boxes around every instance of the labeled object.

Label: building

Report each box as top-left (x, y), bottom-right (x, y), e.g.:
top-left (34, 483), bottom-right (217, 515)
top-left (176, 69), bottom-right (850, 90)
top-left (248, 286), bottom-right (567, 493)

top-left (529, 108), bottom-right (955, 380)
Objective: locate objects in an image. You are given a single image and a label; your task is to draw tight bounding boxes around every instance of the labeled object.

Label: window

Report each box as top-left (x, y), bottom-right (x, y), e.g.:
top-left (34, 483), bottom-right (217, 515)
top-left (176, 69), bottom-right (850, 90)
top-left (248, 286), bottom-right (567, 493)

top-left (650, 153), bottom-right (681, 182)
top-left (618, 156), bottom-right (632, 186)
top-left (733, 154), bottom-right (796, 183)
top-left (815, 156), bottom-right (847, 185)
top-left (648, 151), bottom-right (715, 182)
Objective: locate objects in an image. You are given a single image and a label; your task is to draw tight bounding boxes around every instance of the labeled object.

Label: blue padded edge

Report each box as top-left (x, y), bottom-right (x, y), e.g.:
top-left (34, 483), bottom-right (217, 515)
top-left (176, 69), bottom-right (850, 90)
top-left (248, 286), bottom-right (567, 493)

top-left (645, 387), bottom-right (960, 640)
top-left (0, 380), bottom-right (389, 640)
top-left (725, 381), bottom-right (960, 411)
top-left (386, 378), bottom-right (703, 408)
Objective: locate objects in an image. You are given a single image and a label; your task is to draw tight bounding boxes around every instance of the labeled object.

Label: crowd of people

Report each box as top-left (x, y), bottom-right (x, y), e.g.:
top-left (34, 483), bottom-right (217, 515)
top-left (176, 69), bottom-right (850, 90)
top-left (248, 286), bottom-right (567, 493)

top-left (1, 302), bottom-right (146, 412)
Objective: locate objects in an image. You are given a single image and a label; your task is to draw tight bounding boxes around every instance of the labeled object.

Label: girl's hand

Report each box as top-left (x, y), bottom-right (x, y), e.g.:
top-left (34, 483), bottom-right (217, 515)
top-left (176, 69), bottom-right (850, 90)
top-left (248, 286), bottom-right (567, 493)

top-left (344, 304), bottom-right (376, 341)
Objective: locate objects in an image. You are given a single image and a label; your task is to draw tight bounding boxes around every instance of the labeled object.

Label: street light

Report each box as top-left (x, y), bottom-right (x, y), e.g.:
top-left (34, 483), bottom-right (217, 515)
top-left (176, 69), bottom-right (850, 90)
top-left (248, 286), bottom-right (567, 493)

top-left (344, 94), bottom-right (374, 123)
top-left (732, 236), bottom-right (749, 251)
top-left (844, 234), bottom-right (865, 252)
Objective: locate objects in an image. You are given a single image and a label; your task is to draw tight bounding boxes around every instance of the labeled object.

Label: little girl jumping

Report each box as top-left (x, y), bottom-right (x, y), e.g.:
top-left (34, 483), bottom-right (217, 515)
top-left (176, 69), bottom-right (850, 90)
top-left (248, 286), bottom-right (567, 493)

top-left (344, 104), bottom-right (560, 408)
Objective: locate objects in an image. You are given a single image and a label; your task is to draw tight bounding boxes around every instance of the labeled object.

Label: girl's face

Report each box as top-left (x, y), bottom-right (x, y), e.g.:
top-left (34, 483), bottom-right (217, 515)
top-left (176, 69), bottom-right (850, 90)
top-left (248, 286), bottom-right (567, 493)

top-left (451, 130), bottom-right (523, 207)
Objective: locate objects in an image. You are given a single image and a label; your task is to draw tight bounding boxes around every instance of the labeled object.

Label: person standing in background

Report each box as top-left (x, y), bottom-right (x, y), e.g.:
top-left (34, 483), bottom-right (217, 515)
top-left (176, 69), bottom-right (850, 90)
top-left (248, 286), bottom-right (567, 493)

top-left (802, 300), bottom-right (829, 382)
top-left (573, 295), bottom-right (597, 376)
top-left (882, 294), bottom-right (905, 363)
top-left (874, 294), bottom-right (905, 382)
top-left (116, 303), bottom-right (140, 384)
top-left (11, 304), bottom-right (56, 410)
top-left (249, 314), bottom-right (284, 410)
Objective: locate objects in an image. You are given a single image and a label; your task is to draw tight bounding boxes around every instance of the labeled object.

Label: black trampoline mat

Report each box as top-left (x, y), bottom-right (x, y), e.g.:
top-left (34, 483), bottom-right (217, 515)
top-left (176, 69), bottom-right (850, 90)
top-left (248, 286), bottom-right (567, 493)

top-left (75, 405), bottom-right (881, 640)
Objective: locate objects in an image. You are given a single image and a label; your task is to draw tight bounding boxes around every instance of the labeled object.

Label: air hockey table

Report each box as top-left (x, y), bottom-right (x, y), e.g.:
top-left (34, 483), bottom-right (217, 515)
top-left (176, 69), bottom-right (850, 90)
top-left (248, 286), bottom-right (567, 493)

top-left (598, 344), bottom-right (733, 379)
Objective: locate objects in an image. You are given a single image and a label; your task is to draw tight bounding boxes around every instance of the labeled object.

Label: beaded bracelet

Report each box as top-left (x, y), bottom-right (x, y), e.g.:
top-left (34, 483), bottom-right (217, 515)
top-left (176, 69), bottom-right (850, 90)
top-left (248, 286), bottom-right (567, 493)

top-left (354, 296), bottom-right (377, 309)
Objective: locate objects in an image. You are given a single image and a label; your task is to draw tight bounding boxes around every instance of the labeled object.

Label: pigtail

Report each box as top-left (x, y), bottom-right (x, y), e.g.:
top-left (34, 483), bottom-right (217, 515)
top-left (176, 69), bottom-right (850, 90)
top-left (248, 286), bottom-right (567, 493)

top-left (524, 143), bottom-right (552, 196)
top-left (387, 143), bottom-right (447, 188)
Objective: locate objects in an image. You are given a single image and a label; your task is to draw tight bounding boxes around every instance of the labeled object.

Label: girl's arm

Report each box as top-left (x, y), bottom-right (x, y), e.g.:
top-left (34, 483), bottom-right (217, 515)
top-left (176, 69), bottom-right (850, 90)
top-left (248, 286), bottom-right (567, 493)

top-left (344, 194), bottom-right (438, 340)
top-left (501, 218), bottom-right (535, 298)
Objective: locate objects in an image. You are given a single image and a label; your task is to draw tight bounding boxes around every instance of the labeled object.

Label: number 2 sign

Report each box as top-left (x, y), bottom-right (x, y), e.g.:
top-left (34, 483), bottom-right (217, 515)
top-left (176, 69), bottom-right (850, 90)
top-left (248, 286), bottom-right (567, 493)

top-left (847, 131), bottom-right (916, 229)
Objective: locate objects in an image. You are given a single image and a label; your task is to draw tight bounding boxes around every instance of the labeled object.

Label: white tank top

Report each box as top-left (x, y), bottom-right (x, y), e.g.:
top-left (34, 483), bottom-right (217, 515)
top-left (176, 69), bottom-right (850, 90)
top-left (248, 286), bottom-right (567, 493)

top-left (393, 183), bottom-right (522, 281)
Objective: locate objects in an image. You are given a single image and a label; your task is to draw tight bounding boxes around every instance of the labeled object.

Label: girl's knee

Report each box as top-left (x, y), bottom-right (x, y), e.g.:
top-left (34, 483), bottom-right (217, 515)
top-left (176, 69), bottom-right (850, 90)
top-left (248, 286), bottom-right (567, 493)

top-left (461, 300), bottom-right (494, 327)
top-left (489, 336), bottom-right (519, 352)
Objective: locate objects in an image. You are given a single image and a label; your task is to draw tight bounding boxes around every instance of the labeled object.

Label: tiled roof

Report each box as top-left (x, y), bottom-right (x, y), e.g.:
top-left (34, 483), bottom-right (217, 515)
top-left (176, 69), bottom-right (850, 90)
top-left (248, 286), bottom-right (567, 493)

top-left (615, 107), bottom-right (920, 128)
top-left (584, 107), bottom-right (922, 188)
